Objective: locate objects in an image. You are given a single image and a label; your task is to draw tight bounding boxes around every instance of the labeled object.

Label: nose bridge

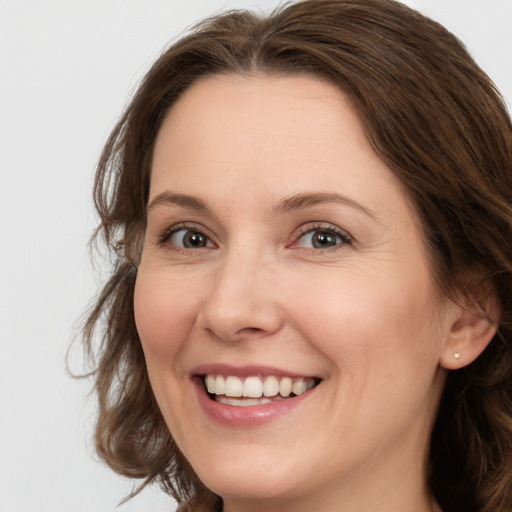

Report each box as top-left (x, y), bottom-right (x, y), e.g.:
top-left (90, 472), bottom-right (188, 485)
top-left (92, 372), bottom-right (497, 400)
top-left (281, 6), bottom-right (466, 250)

top-left (199, 240), bottom-right (282, 341)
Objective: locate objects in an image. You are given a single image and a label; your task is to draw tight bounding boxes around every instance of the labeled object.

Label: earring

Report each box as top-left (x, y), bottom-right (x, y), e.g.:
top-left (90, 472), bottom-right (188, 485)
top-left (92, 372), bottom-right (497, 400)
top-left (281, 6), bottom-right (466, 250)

top-left (454, 352), bottom-right (460, 360)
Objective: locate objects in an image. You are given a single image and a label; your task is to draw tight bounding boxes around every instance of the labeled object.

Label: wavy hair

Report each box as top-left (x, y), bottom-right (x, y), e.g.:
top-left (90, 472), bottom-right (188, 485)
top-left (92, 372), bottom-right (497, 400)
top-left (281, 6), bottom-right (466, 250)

top-left (82, 1), bottom-right (512, 511)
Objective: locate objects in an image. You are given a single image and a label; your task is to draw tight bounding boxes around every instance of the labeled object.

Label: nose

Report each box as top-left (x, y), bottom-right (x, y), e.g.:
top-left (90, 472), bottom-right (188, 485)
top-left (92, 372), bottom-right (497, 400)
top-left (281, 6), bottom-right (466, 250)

top-left (197, 248), bottom-right (283, 342)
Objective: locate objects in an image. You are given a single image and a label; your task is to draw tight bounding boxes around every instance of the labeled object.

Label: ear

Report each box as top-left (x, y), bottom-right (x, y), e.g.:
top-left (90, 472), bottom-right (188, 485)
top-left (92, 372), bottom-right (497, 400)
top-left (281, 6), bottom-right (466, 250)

top-left (439, 282), bottom-right (500, 370)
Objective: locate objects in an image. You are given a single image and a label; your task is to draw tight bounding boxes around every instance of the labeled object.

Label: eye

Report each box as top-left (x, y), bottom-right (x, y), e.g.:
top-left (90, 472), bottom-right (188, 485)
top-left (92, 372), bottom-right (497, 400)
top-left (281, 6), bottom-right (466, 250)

top-left (293, 224), bottom-right (352, 250)
top-left (160, 226), bottom-right (215, 249)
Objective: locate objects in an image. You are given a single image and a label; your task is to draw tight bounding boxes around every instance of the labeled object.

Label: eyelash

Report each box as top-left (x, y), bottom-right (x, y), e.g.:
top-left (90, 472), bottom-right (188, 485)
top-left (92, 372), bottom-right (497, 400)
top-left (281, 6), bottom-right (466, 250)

top-left (158, 222), bottom-right (215, 250)
top-left (290, 223), bottom-right (352, 250)
top-left (157, 222), bottom-right (352, 251)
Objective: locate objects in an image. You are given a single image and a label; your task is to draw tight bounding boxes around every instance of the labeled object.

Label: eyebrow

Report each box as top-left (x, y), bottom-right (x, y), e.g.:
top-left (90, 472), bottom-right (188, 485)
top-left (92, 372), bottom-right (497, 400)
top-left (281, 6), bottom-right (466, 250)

top-left (147, 190), bottom-right (376, 219)
top-left (274, 192), bottom-right (377, 218)
top-left (147, 192), bottom-right (208, 213)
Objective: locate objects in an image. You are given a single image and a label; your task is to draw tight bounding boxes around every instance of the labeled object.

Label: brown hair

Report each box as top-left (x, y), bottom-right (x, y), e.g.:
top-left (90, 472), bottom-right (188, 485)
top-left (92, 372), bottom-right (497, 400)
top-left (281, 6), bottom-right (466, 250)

top-left (82, 1), bottom-right (512, 511)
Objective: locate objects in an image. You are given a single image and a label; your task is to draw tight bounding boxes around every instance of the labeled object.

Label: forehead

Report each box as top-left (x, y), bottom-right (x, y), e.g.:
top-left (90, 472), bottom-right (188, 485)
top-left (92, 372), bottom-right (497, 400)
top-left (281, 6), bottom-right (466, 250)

top-left (150, 73), bottom-right (410, 220)
top-left (152, 73), bottom-right (357, 169)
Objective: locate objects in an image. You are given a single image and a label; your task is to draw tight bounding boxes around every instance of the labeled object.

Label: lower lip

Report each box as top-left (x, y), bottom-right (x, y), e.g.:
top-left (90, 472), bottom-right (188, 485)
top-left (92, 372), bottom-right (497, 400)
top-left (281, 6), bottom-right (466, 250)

top-left (193, 378), bottom-right (316, 427)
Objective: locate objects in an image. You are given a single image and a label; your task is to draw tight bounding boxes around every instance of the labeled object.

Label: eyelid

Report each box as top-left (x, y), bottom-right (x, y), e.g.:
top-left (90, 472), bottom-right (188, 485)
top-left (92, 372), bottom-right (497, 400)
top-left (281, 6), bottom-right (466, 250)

top-left (288, 222), bottom-right (353, 249)
top-left (157, 222), bottom-right (217, 248)
top-left (154, 220), bottom-right (351, 251)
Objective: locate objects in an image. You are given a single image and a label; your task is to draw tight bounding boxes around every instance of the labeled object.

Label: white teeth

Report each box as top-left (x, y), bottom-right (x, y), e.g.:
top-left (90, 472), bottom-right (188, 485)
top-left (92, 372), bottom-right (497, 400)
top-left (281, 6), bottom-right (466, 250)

top-left (204, 374), bottom-right (317, 401)
top-left (263, 376), bottom-right (279, 397)
top-left (215, 375), bottom-right (225, 395)
top-left (279, 377), bottom-right (293, 397)
top-left (206, 375), bottom-right (216, 393)
top-left (243, 376), bottom-right (263, 398)
top-left (225, 376), bottom-right (243, 397)
top-left (292, 379), bottom-right (306, 396)
top-left (218, 397), bottom-right (272, 407)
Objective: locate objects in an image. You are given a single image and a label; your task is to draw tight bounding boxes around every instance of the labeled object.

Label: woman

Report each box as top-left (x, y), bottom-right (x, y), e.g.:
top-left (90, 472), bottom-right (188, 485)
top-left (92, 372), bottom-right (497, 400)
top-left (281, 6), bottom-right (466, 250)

top-left (82, 0), bottom-right (512, 511)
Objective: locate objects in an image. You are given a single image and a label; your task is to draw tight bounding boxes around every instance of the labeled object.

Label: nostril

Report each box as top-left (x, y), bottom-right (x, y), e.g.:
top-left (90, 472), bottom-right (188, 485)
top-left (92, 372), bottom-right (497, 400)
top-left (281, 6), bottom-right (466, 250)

top-left (237, 327), bottom-right (264, 335)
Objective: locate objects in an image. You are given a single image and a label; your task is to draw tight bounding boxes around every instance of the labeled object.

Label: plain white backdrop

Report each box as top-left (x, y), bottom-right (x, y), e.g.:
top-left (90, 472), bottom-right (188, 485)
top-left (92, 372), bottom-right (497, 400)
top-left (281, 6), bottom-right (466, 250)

top-left (1, 1), bottom-right (511, 511)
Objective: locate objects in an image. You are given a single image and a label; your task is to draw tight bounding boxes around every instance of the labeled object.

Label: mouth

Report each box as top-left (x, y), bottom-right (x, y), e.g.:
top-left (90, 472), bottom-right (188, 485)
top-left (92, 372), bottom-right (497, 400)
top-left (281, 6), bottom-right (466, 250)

top-left (201, 374), bottom-right (320, 407)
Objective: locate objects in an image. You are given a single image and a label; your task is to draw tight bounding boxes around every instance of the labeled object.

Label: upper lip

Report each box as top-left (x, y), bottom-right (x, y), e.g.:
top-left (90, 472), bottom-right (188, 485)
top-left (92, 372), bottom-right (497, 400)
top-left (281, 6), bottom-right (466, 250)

top-left (192, 363), bottom-right (319, 380)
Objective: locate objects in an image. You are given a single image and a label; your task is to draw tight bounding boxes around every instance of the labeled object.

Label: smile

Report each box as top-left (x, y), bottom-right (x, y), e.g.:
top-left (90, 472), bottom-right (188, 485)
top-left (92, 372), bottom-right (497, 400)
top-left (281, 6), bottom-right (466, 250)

top-left (204, 374), bottom-right (318, 406)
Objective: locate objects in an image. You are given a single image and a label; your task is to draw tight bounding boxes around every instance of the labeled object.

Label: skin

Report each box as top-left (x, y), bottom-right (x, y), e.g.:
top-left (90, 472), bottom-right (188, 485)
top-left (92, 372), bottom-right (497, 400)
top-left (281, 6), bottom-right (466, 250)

top-left (134, 74), bottom-right (492, 512)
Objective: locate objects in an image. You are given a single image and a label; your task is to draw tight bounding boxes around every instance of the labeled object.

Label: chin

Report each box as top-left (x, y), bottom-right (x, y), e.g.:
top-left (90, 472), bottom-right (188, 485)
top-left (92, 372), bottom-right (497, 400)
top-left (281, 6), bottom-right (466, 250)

top-left (185, 444), bottom-right (311, 504)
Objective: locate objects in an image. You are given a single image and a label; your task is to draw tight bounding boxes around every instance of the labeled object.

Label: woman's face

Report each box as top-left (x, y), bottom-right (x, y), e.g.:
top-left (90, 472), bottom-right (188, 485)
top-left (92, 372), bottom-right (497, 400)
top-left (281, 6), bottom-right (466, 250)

top-left (135, 74), bottom-right (456, 510)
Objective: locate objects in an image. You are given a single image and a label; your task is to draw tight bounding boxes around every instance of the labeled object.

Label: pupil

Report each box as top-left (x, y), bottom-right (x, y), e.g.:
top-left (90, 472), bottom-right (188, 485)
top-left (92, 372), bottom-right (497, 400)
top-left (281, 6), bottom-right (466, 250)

top-left (184, 231), bottom-right (205, 247)
top-left (313, 231), bottom-right (336, 248)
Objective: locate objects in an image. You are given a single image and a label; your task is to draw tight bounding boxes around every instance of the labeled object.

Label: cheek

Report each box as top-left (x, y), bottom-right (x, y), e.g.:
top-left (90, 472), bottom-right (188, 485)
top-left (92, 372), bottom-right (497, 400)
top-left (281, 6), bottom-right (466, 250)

top-left (133, 269), bottom-right (198, 363)
top-left (297, 269), bottom-right (445, 433)
top-left (287, 263), bottom-right (443, 377)
top-left (133, 269), bottom-right (202, 435)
